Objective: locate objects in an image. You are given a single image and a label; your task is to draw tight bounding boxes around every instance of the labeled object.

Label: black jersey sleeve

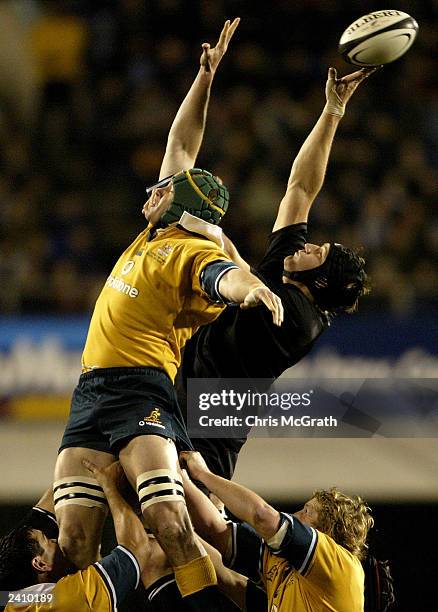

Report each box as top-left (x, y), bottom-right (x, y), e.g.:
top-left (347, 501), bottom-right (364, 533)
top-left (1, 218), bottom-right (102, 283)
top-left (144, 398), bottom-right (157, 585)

top-left (226, 522), bottom-right (264, 583)
top-left (267, 512), bottom-right (318, 575)
top-left (21, 507), bottom-right (59, 539)
top-left (255, 223), bottom-right (308, 284)
top-left (245, 579), bottom-right (268, 612)
top-left (94, 545), bottom-right (140, 610)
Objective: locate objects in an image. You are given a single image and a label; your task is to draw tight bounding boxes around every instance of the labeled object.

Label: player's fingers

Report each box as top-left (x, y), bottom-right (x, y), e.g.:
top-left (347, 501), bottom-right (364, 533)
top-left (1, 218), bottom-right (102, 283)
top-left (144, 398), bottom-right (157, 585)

top-left (260, 290), bottom-right (283, 326)
top-left (361, 65), bottom-right (382, 78)
top-left (328, 66), bottom-right (337, 81)
top-left (339, 69), bottom-right (367, 83)
top-left (82, 458), bottom-right (98, 474)
top-left (275, 295), bottom-right (284, 326)
top-left (270, 294), bottom-right (283, 327)
top-left (201, 43), bottom-right (210, 69)
top-left (179, 451), bottom-right (190, 467)
top-left (217, 19), bottom-right (230, 47)
top-left (226, 17), bottom-right (240, 43)
top-left (200, 43), bottom-right (209, 60)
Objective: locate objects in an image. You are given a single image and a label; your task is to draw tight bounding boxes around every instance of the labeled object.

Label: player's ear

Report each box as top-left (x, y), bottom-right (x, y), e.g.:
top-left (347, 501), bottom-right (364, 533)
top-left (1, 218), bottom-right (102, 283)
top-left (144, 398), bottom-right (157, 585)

top-left (32, 555), bottom-right (52, 573)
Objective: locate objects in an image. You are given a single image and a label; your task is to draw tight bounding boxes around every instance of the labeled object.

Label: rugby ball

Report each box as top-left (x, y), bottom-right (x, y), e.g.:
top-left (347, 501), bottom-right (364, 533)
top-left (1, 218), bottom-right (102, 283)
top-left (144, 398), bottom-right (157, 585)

top-left (339, 10), bottom-right (418, 66)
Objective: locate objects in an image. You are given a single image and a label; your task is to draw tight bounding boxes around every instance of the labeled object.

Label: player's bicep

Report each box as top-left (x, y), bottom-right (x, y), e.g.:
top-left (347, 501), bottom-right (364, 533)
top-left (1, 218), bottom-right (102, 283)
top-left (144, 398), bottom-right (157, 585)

top-left (267, 513), bottom-right (317, 574)
top-left (93, 545), bottom-right (140, 610)
top-left (272, 185), bottom-right (312, 232)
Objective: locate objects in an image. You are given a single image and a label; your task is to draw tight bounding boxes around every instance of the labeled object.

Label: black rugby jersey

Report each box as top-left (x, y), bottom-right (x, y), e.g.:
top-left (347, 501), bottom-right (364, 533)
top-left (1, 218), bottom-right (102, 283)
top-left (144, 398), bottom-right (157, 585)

top-left (177, 224), bottom-right (328, 479)
top-left (181, 223), bottom-right (327, 381)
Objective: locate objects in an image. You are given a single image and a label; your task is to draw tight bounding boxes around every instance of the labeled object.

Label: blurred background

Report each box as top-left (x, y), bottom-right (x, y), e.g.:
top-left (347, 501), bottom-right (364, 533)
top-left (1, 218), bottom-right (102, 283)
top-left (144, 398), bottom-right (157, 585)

top-left (0, 0), bottom-right (437, 610)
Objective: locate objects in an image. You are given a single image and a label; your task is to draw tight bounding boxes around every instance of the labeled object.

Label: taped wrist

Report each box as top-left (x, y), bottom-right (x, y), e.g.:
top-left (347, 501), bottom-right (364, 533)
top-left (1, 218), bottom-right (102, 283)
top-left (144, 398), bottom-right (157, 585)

top-left (323, 101), bottom-right (344, 117)
top-left (174, 554), bottom-right (217, 597)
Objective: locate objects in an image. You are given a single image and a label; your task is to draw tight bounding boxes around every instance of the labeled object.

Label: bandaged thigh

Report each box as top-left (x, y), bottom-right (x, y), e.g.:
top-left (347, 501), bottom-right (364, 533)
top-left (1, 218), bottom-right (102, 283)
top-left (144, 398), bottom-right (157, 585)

top-left (53, 476), bottom-right (107, 510)
top-left (137, 469), bottom-right (185, 512)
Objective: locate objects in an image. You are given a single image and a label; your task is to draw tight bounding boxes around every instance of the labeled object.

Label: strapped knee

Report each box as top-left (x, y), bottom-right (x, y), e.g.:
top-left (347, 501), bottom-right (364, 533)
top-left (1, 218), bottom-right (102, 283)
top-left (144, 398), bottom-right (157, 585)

top-left (137, 469), bottom-right (185, 513)
top-left (53, 476), bottom-right (108, 510)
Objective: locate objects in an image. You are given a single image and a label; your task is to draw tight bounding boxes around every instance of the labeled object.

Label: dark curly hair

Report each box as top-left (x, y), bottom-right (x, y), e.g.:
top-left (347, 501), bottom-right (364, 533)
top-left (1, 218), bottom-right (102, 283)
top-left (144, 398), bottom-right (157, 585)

top-left (0, 525), bottom-right (42, 591)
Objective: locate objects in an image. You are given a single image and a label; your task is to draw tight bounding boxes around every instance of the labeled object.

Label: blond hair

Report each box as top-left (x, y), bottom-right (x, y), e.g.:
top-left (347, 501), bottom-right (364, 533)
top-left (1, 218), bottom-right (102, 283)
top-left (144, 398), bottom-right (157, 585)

top-left (313, 487), bottom-right (374, 560)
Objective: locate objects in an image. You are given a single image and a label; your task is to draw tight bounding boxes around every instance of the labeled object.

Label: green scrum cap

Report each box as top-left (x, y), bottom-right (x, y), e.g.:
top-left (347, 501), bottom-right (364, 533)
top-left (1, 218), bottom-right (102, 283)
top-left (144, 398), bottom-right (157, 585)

top-left (161, 168), bottom-right (229, 226)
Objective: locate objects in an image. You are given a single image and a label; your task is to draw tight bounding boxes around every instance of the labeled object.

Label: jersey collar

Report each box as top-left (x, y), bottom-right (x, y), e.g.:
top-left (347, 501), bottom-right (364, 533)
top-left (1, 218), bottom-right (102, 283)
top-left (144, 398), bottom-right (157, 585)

top-left (176, 212), bottom-right (224, 248)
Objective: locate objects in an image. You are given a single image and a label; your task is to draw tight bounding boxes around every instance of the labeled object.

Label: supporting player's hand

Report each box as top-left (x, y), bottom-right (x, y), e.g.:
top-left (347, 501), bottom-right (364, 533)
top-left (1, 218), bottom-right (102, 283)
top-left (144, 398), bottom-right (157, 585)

top-left (82, 459), bottom-right (126, 493)
top-left (324, 65), bottom-right (381, 117)
top-left (240, 286), bottom-right (284, 327)
top-left (200, 17), bottom-right (240, 75)
top-left (180, 451), bottom-right (211, 482)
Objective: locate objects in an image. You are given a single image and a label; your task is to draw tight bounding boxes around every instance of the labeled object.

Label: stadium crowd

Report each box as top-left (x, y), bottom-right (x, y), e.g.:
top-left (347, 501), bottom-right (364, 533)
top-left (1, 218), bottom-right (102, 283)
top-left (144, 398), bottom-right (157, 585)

top-left (0, 0), bottom-right (437, 316)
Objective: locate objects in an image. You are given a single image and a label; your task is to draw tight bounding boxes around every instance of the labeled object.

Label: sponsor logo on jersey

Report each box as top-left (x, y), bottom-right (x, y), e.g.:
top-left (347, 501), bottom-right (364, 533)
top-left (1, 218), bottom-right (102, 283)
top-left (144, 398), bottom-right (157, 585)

top-left (121, 260), bottom-right (135, 275)
top-left (139, 408), bottom-right (165, 429)
top-left (106, 275), bottom-right (139, 298)
top-left (147, 243), bottom-right (174, 264)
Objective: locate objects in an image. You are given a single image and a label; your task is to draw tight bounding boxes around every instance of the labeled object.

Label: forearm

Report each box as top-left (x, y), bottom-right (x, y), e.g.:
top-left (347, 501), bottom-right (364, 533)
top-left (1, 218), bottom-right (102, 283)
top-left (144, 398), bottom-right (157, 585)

top-left (287, 110), bottom-right (340, 199)
top-left (222, 233), bottom-right (251, 271)
top-left (35, 487), bottom-right (55, 513)
top-left (201, 538), bottom-right (247, 610)
top-left (195, 470), bottom-right (280, 540)
top-left (103, 484), bottom-right (149, 567)
top-left (218, 268), bottom-right (264, 304)
top-left (183, 472), bottom-right (230, 555)
top-left (160, 68), bottom-right (213, 177)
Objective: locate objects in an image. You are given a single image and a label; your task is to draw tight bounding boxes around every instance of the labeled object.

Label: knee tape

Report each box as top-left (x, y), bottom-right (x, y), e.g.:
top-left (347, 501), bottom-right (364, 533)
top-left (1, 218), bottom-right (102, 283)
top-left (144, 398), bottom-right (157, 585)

top-left (53, 476), bottom-right (108, 510)
top-left (137, 469), bottom-right (185, 512)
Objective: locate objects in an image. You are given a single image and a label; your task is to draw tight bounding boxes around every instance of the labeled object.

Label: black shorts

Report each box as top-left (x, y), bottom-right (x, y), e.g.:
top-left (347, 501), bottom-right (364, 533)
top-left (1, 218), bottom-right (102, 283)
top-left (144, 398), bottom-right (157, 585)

top-left (60, 367), bottom-right (194, 455)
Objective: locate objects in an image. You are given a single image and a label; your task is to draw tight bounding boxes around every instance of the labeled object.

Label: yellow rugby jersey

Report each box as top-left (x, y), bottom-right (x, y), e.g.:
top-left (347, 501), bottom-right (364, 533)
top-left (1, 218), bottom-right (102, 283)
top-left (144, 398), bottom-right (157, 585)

top-left (229, 515), bottom-right (364, 612)
top-left (5, 546), bottom-right (140, 611)
top-left (82, 220), bottom-right (234, 381)
top-left (263, 530), bottom-right (364, 611)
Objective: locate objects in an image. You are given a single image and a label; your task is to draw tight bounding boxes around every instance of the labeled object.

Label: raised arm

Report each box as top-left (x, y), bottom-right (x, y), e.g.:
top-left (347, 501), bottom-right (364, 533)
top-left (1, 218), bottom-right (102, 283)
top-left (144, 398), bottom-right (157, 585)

top-left (222, 232), bottom-right (251, 272)
top-left (181, 470), bottom-right (231, 555)
top-left (159, 18), bottom-right (240, 180)
top-left (34, 487), bottom-right (55, 513)
top-left (272, 66), bottom-right (378, 231)
top-left (181, 451), bottom-right (281, 542)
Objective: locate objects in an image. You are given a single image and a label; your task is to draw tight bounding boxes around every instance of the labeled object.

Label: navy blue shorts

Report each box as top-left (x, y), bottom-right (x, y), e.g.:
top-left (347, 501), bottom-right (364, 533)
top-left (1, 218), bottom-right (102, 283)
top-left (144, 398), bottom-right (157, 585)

top-left (60, 367), bottom-right (194, 455)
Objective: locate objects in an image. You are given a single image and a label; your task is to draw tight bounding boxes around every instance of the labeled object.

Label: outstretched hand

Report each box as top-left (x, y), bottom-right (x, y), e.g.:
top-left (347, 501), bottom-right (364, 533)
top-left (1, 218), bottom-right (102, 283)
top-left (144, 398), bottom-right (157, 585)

top-left (200, 17), bottom-right (240, 74)
top-left (241, 286), bottom-right (284, 327)
top-left (324, 65), bottom-right (380, 116)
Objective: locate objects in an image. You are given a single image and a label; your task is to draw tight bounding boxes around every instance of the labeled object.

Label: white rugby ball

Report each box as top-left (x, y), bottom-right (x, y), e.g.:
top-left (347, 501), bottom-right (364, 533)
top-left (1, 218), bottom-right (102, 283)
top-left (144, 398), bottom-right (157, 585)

top-left (339, 9), bottom-right (418, 66)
